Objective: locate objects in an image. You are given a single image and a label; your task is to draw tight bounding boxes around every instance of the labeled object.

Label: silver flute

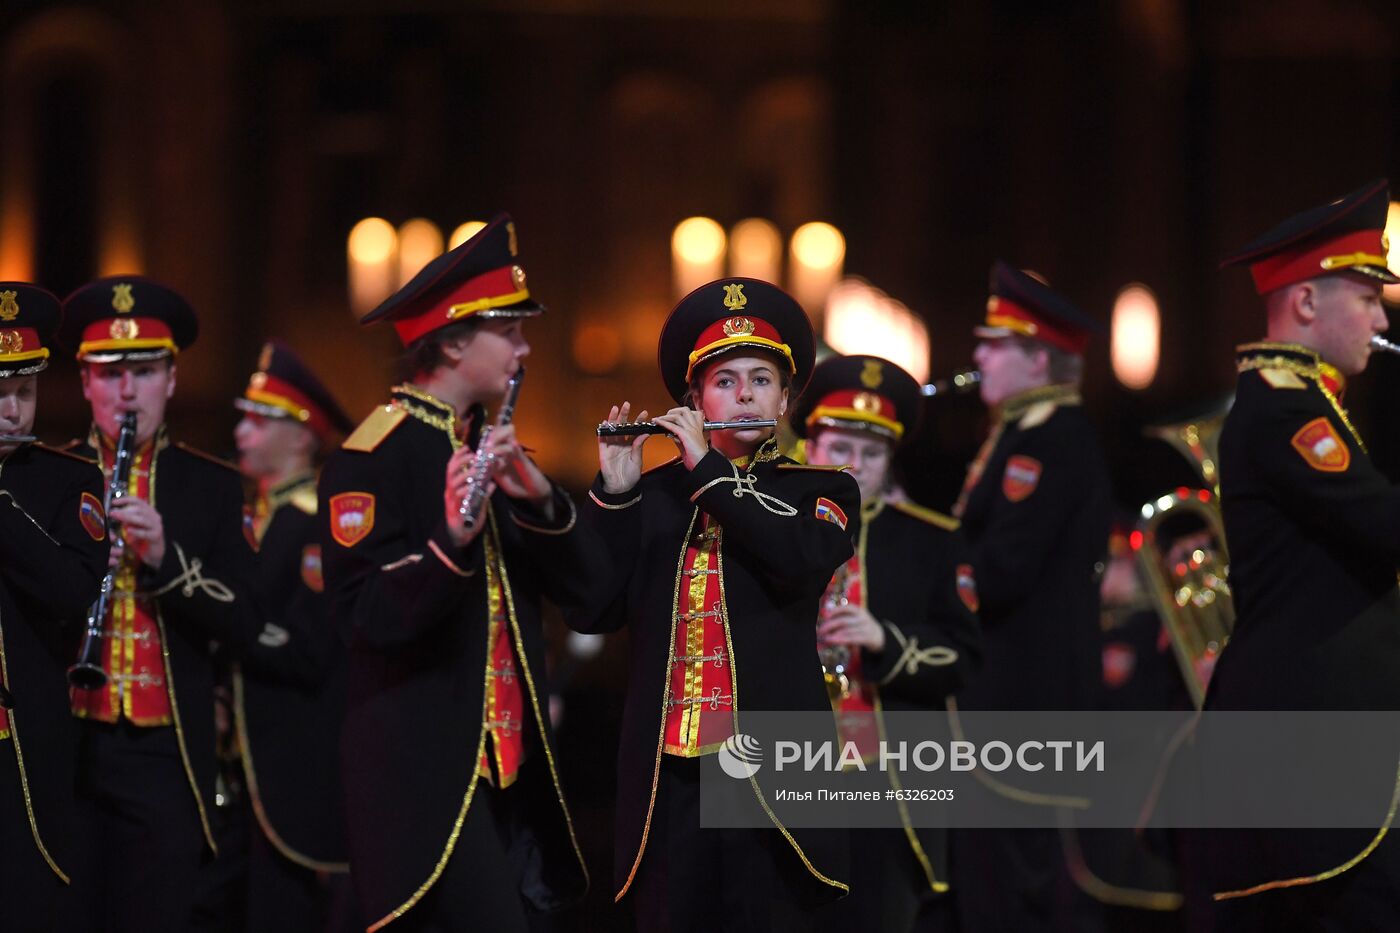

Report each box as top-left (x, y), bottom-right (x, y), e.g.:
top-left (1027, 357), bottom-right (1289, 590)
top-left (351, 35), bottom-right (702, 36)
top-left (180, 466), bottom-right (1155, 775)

top-left (920, 369), bottom-right (981, 398)
top-left (459, 367), bottom-right (524, 530)
top-left (597, 419), bottom-right (777, 437)
top-left (0, 434), bottom-right (36, 443)
top-left (1372, 336), bottom-right (1400, 355)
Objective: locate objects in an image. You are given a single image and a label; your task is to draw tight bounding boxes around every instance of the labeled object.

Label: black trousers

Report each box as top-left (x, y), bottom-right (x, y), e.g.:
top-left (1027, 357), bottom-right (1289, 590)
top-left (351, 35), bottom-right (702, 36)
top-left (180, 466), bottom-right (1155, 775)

top-left (390, 775), bottom-right (565, 933)
top-left (630, 756), bottom-right (821, 933)
top-left (65, 721), bottom-right (207, 933)
top-left (0, 739), bottom-right (68, 933)
top-left (812, 828), bottom-right (926, 933)
top-left (950, 827), bottom-right (1104, 933)
top-left (246, 826), bottom-right (360, 933)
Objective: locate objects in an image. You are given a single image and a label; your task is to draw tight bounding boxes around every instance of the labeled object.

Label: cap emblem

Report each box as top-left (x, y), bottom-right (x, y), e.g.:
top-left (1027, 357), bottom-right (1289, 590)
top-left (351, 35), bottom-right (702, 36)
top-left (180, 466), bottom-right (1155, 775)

top-left (859, 359), bottom-right (884, 389)
top-left (257, 343), bottom-right (273, 371)
top-left (722, 283), bottom-right (748, 311)
top-left (0, 330), bottom-right (22, 354)
top-left (249, 372), bottom-right (268, 390)
top-left (511, 265), bottom-right (527, 290)
top-left (507, 222), bottom-right (518, 256)
top-left (0, 291), bottom-right (18, 322)
top-left (112, 283), bottom-right (135, 313)
top-left (109, 318), bottom-right (139, 341)
top-left (722, 316), bottom-right (755, 337)
top-left (852, 391), bottom-right (883, 414)
top-left (986, 296), bottom-right (1000, 314)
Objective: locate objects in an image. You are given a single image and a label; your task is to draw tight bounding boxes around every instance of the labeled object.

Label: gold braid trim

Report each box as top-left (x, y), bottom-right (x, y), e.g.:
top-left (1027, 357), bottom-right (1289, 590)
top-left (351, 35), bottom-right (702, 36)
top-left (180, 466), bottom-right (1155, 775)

top-left (1236, 354), bottom-right (1366, 453)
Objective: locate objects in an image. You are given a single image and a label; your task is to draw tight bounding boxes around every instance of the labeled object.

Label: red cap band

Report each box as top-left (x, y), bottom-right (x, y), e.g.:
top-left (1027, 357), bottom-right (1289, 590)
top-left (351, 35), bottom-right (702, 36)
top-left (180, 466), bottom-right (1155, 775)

top-left (1249, 229), bottom-right (1390, 294)
top-left (391, 265), bottom-right (529, 346)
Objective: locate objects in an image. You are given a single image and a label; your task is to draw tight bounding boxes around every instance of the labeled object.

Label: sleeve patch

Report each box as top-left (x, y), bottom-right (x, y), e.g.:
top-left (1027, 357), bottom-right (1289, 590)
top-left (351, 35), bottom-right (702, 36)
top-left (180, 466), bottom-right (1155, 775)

top-left (1002, 455), bottom-right (1043, 502)
top-left (329, 492), bottom-right (376, 547)
top-left (1290, 417), bottom-right (1350, 472)
top-left (814, 497), bottom-right (848, 530)
top-left (78, 491), bottom-right (107, 542)
top-left (956, 563), bottom-right (979, 613)
top-left (301, 544), bottom-right (324, 592)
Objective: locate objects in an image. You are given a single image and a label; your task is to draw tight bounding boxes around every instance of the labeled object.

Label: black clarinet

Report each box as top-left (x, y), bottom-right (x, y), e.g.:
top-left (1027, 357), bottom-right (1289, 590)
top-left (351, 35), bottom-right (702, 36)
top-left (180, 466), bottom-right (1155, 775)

top-left (69, 411), bottom-right (138, 689)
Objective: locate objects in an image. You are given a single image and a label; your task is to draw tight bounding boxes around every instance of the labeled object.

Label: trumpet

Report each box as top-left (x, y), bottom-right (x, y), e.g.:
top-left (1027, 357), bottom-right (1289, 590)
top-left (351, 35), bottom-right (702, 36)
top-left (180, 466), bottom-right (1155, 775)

top-left (70, 411), bottom-right (138, 689)
top-left (920, 369), bottom-right (981, 398)
top-left (596, 418), bottom-right (777, 437)
top-left (458, 367), bottom-right (524, 530)
top-left (1371, 335), bottom-right (1400, 355)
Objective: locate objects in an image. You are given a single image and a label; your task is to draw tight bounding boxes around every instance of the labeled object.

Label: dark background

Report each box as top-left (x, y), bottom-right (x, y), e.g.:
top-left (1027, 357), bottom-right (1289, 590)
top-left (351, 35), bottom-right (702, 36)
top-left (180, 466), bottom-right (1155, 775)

top-left (1, 0), bottom-right (1396, 926)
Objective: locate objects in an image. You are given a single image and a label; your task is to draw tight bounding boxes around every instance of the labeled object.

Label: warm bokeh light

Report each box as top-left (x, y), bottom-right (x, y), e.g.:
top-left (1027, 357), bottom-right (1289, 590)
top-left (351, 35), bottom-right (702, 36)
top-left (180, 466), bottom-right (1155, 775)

top-left (572, 322), bottom-right (624, 375)
top-left (397, 218), bottom-right (444, 286)
top-left (1112, 283), bottom-right (1161, 390)
top-left (449, 220), bottom-right (487, 250)
top-left (347, 217), bottom-right (398, 317)
top-left (789, 221), bottom-right (845, 318)
top-left (672, 216), bottom-right (726, 297)
top-left (790, 221), bottom-right (845, 270)
top-left (729, 217), bottom-right (782, 282)
top-left (823, 278), bottom-right (930, 383)
top-left (1385, 202), bottom-right (1400, 305)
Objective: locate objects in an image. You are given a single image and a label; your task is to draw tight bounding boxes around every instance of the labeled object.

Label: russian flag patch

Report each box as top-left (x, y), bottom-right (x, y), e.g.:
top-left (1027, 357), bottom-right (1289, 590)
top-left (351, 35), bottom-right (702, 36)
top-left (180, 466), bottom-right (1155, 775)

top-left (814, 497), bottom-right (848, 530)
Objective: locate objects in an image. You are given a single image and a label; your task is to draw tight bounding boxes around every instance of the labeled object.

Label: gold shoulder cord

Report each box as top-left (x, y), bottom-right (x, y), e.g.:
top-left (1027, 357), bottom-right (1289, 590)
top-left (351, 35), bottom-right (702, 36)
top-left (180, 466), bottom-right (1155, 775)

top-left (1236, 355), bottom-right (1366, 453)
top-left (391, 384), bottom-right (461, 449)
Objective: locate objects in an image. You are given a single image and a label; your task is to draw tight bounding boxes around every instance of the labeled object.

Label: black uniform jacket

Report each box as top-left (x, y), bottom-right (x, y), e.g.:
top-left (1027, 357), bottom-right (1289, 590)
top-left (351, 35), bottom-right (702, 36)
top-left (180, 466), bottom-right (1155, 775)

top-left (0, 444), bottom-right (108, 881)
top-left (571, 442), bottom-right (860, 904)
top-left (859, 498), bottom-right (982, 890)
top-left (1202, 343), bottom-right (1400, 896)
top-left (235, 473), bottom-right (348, 870)
top-left (954, 387), bottom-right (1110, 712)
top-left (70, 427), bottom-right (264, 853)
top-left (319, 395), bottom-right (593, 931)
top-left (1212, 344), bottom-right (1400, 711)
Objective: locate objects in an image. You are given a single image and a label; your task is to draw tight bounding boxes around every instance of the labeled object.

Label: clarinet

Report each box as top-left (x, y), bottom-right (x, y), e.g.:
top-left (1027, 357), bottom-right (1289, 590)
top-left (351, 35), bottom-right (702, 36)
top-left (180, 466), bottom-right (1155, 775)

top-left (458, 367), bottom-right (524, 530)
top-left (69, 411), bottom-right (138, 690)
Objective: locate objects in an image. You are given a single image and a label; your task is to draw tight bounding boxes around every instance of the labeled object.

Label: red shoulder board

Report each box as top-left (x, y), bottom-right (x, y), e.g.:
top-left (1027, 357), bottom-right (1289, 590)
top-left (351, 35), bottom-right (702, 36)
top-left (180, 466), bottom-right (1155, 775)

top-left (301, 544), bottom-right (324, 592)
top-left (78, 492), bottom-right (107, 542)
top-left (1290, 417), bottom-right (1350, 473)
top-left (814, 497), bottom-right (848, 530)
top-left (329, 492), bottom-right (375, 547)
top-left (1002, 455), bottom-right (1042, 502)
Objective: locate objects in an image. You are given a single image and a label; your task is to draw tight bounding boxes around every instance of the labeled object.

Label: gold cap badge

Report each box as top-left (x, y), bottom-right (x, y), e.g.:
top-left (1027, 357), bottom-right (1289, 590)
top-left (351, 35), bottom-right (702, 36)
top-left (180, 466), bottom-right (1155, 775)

top-left (0, 330), bottom-right (23, 354)
top-left (722, 316), bottom-right (756, 337)
top-left (722, 283), bottom-right (747, 311)
top-left (0, 291), bottom-right (18, 323)
top-left (852, 391), bottom-right (883, 414)
top-left (859, 359), bottom-right (884, 389)
top-left (257, 343), bottom-right (273, 372)
top-left (511, 265), bottom-right (527, 290)
top-left (109, 318), bottom-right (140, 341)
top-left (507, 222), bottom-right (518, 256)
top-left (112, 283), bottom-right (135, 313)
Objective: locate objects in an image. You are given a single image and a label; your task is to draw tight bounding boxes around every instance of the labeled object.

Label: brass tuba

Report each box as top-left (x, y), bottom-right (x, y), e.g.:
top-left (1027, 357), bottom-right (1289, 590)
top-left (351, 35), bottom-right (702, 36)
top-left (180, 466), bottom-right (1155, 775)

top-left (1134, 406), bottom-right (1235, 708)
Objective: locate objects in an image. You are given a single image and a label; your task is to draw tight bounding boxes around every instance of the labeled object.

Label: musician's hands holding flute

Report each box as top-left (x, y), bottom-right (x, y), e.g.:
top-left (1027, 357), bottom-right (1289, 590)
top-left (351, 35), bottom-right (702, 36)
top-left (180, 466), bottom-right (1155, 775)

top-left (445, 424), bottom-right (554, 547)
top-left (598, 402), bottom-right (650, 495)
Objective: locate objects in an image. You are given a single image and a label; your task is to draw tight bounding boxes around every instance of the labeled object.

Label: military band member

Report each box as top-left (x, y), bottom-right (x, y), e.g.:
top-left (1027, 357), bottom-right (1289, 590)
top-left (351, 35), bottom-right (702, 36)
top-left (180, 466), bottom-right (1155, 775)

top-left (949, 262), bottom-right (1111, 933)
top-left (1205, 179), bottom-right (1400, 930)
top-left (574, 278), bottom-right (860, 932)
top-left (0, 285), bottom-right (109, 933)
top-left (319, 215), bottom-right (590, 932)
top-left (792, 354), bottom-right (982, 933)
top-left (232, 340), bottom-right (357, 932)
top-left (58, 276), bottom-right (263, 933)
